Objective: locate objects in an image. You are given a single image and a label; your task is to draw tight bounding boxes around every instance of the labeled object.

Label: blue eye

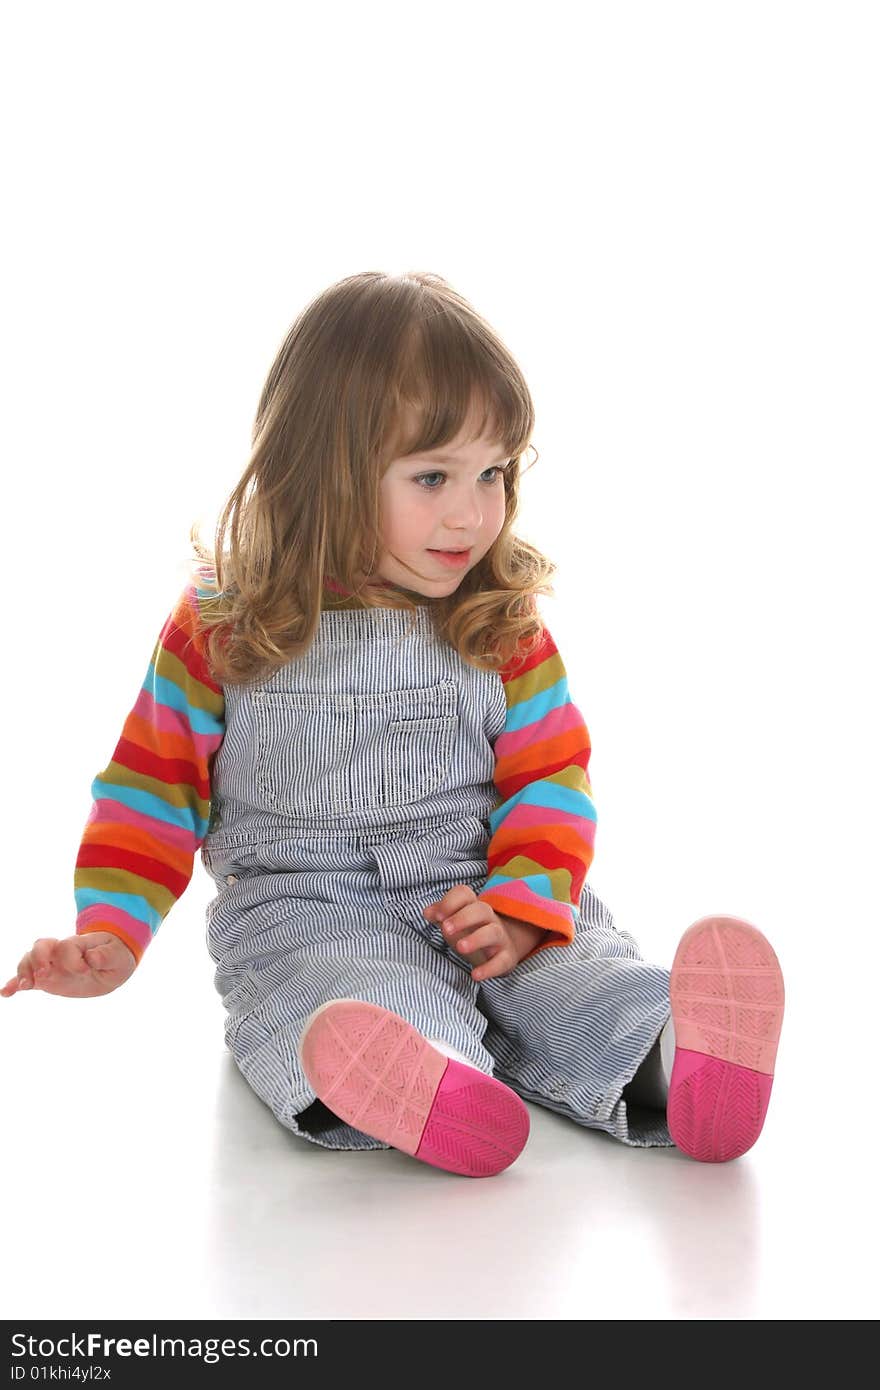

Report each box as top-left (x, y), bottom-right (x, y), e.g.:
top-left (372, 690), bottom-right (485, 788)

top-left (414, 467), bottom-right (504, 490)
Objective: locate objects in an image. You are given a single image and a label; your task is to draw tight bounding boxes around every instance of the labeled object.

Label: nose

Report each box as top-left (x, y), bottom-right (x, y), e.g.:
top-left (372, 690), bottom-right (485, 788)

top-left (441, 483), bottom-right (485, 530)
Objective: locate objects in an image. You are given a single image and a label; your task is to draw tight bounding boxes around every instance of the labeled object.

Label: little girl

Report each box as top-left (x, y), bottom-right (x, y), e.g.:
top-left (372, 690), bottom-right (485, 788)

top-left (2, 270), bottom-right (784, 1176)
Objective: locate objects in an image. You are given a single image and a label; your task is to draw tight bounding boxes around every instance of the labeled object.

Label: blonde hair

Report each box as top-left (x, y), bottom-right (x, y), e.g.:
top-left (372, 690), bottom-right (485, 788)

top-left (188, 270), bottom-right (557, 686)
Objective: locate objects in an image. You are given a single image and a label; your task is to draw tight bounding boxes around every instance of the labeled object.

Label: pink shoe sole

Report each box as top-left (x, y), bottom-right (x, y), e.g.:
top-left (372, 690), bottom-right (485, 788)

top-left (299, 1000), bottom-right (530, 1177)
top-left (667, 916), bottom-right (785, 1163)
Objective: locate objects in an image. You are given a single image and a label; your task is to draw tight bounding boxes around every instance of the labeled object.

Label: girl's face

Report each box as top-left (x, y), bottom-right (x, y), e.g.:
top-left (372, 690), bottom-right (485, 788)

top-left (375, 423), bottom-right (510, 596)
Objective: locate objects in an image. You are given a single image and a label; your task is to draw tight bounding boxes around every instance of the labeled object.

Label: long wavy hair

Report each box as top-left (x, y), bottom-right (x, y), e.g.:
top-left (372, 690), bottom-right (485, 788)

top-left (187, 270), bottom-right (557, 686)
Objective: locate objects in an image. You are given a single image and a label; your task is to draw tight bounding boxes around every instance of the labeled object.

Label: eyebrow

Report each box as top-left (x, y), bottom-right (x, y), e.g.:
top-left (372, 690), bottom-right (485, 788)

top-left (406, 453), bottom-right (511, 467)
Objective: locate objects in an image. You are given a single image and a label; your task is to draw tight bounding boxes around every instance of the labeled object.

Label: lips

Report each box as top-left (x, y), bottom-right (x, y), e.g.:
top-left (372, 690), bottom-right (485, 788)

top-left (428, 547), bottom-right (472, 568)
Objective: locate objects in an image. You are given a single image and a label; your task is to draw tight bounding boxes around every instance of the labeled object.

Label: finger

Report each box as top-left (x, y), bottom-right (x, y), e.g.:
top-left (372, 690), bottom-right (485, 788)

top-left (1, 975), bottom-right (22, 997)
top-left (54, 939), bottom-right (90, 976)
top-left (30, 939), bottom-right (58, 973)
top-left (14, 953), bottom-right (36, 990)
top-left (82, 945), bottom-right (114, 972)
top-left (472, 947), bottom-right (515, 983)
top-left (447, 922), bottom-right (502, 956)
top-left (30, 940), bottom-right (60, 987)
top-left (440, 903), bottom-right (493, 938)
top-left (426, 884), bottom-right (478, 923)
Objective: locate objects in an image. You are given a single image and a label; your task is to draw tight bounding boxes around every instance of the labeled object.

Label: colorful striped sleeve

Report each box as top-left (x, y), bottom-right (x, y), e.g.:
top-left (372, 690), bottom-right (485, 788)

top-left (74, 579), bottom-right (226, 966)
top-left (478, 624), bottom-right (597, 954)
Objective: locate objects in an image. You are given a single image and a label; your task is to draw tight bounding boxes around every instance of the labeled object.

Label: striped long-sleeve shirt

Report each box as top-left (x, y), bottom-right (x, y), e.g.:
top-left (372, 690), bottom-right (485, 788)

top-left (477, 625), bottom-right (596, 950)
top-left (74, 581), bottom-right (596, 965)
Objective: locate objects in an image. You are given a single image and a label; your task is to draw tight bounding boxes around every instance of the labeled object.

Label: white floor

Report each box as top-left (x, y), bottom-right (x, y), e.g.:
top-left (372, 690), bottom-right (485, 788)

top-left (2, 884), bottom-right (875, 1321)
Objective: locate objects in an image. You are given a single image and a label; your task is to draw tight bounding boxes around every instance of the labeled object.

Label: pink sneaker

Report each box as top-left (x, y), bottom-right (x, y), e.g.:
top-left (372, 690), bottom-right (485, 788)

top-left (667, 916), bottom-right (785, 1163)
top-left (298, 999), bottom-right (529, 1177)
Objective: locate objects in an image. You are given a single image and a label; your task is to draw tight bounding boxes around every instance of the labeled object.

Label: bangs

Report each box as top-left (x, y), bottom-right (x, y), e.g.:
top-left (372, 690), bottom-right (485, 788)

top-left (382, 317), bottom-right (532, 466)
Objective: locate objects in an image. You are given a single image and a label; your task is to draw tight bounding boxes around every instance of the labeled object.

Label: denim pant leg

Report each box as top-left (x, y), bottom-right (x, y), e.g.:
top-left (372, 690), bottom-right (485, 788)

top-left (477, 883), bottom-right (675, 1148)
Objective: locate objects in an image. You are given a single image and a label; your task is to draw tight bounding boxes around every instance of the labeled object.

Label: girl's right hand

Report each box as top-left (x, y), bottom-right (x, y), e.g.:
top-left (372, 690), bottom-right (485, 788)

top-left (1, 932), bottom-right (137, 998)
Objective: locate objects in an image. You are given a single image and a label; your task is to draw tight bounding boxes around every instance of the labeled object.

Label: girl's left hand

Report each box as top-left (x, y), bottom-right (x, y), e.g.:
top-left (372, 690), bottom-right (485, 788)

top-left (423, 884), bottom-right (546, 982)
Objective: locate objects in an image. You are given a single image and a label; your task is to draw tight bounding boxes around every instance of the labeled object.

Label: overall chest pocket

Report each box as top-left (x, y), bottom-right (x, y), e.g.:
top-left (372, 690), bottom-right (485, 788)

top-left (253, 681), bottom-right (458, 818)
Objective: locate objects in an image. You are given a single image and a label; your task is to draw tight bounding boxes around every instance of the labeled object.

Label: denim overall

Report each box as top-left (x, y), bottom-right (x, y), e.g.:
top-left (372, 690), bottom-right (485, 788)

top-left (199, 601), bottom-right (674, 1151)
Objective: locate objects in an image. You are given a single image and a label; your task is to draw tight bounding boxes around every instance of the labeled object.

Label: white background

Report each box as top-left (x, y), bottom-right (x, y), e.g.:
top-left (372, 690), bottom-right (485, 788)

top-left (1, 1), bottom-right (877, 1321)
